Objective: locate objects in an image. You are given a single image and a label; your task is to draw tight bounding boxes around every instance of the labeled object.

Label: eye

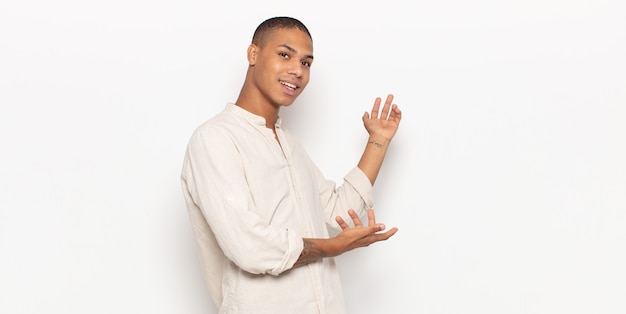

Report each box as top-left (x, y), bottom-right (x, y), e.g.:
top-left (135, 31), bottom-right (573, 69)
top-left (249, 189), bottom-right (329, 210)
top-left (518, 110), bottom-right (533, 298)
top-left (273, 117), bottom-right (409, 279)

top-left (279, 52), bottom-right (289, 59)
top-left (301, 60), bottom-right (311, 67)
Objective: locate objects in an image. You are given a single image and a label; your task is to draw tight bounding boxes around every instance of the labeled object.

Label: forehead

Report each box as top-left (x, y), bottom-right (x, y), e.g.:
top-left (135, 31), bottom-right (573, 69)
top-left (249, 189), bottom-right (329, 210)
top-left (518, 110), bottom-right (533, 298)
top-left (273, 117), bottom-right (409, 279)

top-left (263, 28), bottom-right (313, 53)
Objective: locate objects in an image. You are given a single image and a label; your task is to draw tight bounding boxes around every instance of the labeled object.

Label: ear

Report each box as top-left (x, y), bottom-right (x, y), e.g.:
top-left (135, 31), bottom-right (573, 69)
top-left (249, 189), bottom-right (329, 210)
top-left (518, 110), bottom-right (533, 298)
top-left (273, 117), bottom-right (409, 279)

top-left (247, 44), bottom-right (258, 65)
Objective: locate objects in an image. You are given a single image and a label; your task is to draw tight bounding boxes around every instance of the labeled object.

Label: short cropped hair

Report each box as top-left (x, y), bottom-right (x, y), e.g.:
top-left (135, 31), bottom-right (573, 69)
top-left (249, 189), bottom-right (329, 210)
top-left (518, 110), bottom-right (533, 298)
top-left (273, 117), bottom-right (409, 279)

top-left (251, 17), bottom-right (312, 47)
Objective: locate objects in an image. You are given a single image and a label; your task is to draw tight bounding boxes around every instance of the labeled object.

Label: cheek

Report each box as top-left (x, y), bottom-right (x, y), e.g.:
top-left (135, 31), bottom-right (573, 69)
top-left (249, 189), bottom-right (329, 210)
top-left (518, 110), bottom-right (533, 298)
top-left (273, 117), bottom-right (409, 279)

top-left (301, 72), bottom-right (311, 87)
top-left (264, 58), bottom-right (282, 71)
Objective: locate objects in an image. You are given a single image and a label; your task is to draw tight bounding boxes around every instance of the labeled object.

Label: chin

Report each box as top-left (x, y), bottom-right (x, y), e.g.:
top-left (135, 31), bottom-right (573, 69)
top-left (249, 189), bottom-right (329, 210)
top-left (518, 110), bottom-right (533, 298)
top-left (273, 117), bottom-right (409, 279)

top-left (277, 96), bottom-right (298, 107)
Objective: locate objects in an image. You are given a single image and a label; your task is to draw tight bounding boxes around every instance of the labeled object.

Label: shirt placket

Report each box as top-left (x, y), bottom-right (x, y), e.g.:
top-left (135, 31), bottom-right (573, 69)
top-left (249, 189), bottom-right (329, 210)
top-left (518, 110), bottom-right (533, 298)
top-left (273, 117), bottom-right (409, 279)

top-left (275, 127), bottom-right (327, 313)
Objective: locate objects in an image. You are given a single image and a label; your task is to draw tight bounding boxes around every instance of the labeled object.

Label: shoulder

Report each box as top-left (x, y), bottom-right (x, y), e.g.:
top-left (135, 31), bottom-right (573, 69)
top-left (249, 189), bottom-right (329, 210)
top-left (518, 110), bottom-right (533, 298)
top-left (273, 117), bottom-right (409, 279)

top-left (184, 111), bottom-right (239, 152)
top-left (191, 107), bottom-right (245, 138)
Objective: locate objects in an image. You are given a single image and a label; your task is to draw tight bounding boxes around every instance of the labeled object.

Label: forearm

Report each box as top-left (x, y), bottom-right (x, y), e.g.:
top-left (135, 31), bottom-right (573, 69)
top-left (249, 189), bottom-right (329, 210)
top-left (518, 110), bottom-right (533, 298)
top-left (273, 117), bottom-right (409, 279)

top-left (357, 134), bottom-right (391, 185)
top-left (357, 94), bottom-right (401, 184)
top-left (292, 238), bottom-right (338, 268)
top-left (292, 209), bottom-right (397, 268)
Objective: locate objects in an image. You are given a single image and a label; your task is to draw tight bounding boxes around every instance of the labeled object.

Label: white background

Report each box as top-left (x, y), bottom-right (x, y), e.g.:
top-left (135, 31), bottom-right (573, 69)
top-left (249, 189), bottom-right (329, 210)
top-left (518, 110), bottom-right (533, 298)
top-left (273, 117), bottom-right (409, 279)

top-left (1, 1), bottom-right (625, 313)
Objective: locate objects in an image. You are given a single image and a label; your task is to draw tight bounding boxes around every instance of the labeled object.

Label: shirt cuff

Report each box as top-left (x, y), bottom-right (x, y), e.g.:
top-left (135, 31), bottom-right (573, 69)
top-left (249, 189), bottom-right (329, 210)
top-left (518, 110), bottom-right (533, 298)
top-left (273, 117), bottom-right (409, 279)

top-left (344, 167), bottom-right (374, 209)
top-left (282, 229), bottom-right (304, 274)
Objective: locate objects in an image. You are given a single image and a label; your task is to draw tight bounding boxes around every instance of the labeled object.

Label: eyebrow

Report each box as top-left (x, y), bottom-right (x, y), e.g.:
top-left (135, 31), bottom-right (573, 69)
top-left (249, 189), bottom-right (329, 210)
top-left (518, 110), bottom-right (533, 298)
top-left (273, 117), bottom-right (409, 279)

top-left (279, 44), bottom-right (314, 60)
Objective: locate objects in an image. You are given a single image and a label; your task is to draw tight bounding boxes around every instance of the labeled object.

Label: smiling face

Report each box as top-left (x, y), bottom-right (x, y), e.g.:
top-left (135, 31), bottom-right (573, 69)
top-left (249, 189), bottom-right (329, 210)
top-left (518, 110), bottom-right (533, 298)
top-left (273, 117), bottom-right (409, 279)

top-left (247, 27), bottom-right (314, 109)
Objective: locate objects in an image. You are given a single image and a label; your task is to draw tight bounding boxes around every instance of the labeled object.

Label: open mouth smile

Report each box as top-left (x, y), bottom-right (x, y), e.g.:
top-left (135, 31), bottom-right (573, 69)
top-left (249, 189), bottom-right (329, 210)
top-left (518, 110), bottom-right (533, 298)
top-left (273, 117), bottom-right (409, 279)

top-left (280, 81), bottom-right (298, 91)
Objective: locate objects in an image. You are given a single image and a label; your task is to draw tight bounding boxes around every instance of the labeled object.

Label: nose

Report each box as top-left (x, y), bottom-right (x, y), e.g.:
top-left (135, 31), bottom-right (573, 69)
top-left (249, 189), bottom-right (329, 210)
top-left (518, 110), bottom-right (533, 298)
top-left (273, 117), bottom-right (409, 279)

top-left (287, 60), bottom-right (302, 77)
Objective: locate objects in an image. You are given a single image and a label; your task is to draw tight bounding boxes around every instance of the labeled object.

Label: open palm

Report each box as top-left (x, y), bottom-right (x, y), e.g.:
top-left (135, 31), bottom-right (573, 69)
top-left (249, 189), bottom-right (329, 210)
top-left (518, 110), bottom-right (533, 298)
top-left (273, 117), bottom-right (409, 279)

top-left (362, 94), bottom-right (402, 141)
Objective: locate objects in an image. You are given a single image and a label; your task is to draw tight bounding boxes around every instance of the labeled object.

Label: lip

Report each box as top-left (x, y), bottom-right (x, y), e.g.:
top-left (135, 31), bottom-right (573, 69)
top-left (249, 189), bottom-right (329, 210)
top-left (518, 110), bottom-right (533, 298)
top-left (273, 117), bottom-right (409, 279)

top-left (280, 80), bottom-right (299, 96)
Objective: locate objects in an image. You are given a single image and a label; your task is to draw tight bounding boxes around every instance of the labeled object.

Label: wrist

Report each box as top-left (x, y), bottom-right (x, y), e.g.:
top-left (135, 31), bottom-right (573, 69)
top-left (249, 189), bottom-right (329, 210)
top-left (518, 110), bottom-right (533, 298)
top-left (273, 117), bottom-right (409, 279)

top-left (367, 134), bottom-right (390, 148)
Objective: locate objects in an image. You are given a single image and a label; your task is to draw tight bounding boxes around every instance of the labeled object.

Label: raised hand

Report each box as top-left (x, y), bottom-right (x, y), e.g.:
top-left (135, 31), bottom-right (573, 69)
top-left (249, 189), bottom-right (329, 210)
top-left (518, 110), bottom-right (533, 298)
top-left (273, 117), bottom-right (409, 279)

top-left (362, 94), bottom-right (402, 141)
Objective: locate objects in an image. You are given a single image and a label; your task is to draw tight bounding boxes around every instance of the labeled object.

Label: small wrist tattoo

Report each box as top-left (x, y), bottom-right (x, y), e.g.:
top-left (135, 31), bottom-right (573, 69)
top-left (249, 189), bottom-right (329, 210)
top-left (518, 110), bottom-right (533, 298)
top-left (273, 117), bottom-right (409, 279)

top-left (368, 141), bottom-right (383, 149)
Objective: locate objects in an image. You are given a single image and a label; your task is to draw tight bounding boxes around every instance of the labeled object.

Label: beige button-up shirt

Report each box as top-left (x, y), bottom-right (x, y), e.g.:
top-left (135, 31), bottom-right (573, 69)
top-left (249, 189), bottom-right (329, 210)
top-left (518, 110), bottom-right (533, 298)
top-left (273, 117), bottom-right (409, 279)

top-left (181, 104), bottom-right (374, 313)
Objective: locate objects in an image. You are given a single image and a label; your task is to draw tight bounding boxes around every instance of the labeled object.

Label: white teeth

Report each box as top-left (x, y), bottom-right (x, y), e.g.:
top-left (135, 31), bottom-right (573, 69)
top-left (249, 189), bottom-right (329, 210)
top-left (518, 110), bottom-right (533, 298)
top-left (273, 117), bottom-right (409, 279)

top-left (281, 81), bottom-right (296, 89)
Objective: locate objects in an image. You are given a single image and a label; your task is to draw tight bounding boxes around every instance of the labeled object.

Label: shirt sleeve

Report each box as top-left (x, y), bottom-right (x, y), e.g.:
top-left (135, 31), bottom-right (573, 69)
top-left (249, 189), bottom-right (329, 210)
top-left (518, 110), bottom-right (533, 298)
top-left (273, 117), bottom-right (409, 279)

top-left (182, 126), bottom-right (304, 276)
top-left (306, 156), bottom-right (375, 232)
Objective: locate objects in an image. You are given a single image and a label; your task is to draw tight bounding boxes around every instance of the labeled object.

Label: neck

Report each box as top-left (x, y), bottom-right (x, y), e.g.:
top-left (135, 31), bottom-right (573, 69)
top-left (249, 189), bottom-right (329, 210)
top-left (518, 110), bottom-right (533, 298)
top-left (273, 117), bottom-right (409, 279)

top-left (235, 81), bottom-right (279, 129)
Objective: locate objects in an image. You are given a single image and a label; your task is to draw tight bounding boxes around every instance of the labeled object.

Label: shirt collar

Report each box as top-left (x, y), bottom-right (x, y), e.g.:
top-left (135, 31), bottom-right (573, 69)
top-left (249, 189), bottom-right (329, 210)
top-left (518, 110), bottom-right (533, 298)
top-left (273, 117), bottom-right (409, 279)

top-left (226, 103), bottom-right (282, 128)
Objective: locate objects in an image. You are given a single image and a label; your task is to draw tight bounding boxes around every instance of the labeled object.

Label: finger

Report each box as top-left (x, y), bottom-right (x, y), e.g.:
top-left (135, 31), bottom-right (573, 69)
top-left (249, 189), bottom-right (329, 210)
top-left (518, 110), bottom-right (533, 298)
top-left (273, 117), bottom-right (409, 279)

top-left (361, 226), bottom-right (397, 247)
top-left (376, 227), bottom-right (399, 240)
top-left (335, 216), bottom-right (350, 231)
top-left (367, 209), bottom-right (376, 227)
top-left (362, 111), bottom-right (370, 122)
top-left (381, 94), bottom-right (393, 120)
top-left (390, 105), bottom-right (402, 122)
top-left (348, 209), bottom-right (362, 228)
top-left (386, 94), bottom-right (395, 103)
top-left (370, 97), bottom-right (381, 119)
